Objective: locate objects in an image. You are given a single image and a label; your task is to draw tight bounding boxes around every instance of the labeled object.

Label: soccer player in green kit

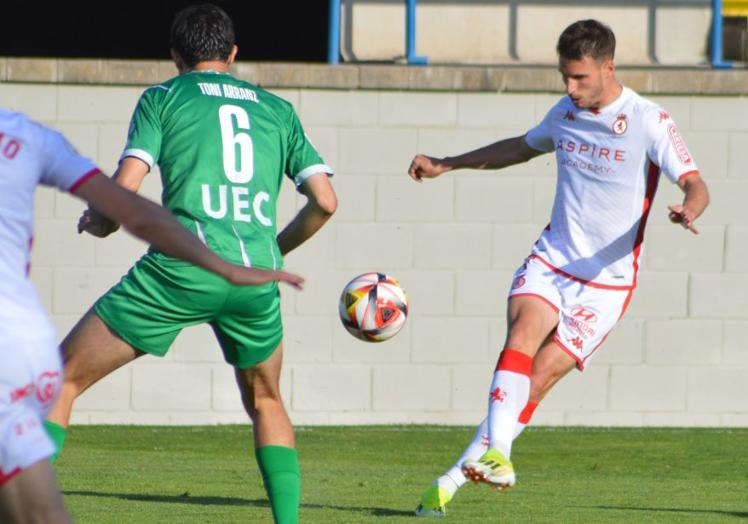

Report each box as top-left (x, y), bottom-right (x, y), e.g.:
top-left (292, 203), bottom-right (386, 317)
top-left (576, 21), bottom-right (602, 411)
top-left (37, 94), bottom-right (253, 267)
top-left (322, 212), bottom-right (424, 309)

top-left (45, 4), bottom-right (336, 523)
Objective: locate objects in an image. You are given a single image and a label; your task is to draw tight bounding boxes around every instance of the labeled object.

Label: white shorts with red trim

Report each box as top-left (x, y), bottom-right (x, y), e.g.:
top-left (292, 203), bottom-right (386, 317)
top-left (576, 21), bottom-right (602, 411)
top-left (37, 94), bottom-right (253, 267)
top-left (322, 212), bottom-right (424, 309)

top-left (508, 256), bottom-right (633, 370)
top-left (0, 312), bottom-right (61, 486)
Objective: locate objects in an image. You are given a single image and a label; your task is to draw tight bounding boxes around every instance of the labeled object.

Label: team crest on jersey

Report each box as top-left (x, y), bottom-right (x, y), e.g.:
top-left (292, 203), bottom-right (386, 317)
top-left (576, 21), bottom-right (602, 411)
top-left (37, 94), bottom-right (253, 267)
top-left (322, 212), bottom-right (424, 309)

top-left (612, 114), bottom-right (628, 135)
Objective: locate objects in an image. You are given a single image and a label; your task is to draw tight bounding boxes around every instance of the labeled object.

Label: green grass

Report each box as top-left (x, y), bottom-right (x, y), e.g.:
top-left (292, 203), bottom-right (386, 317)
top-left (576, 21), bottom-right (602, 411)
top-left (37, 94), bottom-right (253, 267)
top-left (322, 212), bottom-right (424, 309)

top-left (56, 426), bottom-right (748, 523)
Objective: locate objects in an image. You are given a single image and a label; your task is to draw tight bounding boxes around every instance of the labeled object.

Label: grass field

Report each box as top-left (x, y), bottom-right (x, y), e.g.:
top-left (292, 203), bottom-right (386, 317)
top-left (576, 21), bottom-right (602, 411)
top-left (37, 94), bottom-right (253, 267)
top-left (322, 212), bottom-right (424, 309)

top-left (55, 425), bottom-right (747, 523)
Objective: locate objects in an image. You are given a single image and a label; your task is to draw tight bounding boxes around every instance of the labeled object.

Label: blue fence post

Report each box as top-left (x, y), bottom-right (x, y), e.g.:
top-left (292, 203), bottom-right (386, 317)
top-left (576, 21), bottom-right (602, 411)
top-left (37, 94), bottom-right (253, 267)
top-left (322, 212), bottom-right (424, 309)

top-left (328, 0), bottom-right (341, 65)
top-left (406, 0), bottom-right (428, 65)
top-left (711, 0), bottom-right (733, 69)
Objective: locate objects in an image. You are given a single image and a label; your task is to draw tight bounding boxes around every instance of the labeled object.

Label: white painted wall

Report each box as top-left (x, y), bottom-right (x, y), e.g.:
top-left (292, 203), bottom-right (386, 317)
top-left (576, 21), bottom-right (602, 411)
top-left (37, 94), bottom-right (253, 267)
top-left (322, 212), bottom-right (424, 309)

top-left (3, 82), bottom-right (746, 427)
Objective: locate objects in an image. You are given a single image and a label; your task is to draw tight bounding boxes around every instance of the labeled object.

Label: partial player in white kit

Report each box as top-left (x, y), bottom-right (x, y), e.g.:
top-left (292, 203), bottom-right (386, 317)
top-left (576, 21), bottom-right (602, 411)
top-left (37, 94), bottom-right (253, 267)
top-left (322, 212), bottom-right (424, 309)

top-left (0, 109), bottom-right (302, 523)
top-left (407, 19), bottom-right (710, 518)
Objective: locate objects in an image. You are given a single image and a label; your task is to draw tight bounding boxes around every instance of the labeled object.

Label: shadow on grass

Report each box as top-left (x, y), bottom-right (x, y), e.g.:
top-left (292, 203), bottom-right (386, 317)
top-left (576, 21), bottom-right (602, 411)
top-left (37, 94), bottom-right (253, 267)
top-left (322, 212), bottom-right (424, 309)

top-left (583, 505), bottom-right (748, 520)
top-left (63, 490), bottom-right (413, 518)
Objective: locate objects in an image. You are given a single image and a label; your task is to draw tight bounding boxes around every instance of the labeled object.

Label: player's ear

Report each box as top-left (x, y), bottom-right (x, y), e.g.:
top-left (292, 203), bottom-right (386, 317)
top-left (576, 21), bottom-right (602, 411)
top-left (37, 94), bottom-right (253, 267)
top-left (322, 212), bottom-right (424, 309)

top-left (227, 45), bottom-right (238, 66)
top-left (170, 49), bottom-right (187, 74)
top-left (602, 57), bottom-right (615, 77)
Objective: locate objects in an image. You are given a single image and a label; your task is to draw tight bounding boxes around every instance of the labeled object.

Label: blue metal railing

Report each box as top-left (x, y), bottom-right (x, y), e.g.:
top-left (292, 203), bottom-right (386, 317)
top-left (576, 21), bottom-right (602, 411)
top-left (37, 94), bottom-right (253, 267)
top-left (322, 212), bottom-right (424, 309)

top-left (327, 0), bottom-right (428, 65)
top-left (330, 0), bottom-right (730, 69)
top-left (711, 0), bottom-right (733, 68)
top-left (328, 0), bottom-right (341, 65)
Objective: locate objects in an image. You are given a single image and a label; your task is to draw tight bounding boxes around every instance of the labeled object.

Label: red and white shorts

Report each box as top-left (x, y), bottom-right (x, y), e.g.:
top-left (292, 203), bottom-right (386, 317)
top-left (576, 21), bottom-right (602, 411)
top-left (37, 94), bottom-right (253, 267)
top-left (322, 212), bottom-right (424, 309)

top-left (0, 312), bottom-right (61, 486)
top-left (508, 255), bottom-right (634, 370)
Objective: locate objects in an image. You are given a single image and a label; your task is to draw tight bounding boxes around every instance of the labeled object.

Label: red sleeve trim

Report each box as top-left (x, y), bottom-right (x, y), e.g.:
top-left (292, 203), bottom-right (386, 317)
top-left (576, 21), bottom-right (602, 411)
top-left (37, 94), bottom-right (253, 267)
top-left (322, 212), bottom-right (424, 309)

top-left (677, 170), bottom-right (700, 182)
top-left (69, 168), bottom-right (102, 193)
top-left (495, 348), bottom-right (533, 375)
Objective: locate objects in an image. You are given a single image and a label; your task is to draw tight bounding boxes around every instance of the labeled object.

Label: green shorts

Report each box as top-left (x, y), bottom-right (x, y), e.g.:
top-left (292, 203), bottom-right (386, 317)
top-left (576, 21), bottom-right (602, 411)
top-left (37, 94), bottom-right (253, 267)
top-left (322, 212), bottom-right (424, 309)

top-left (94, 254), bottom-right (282, 369)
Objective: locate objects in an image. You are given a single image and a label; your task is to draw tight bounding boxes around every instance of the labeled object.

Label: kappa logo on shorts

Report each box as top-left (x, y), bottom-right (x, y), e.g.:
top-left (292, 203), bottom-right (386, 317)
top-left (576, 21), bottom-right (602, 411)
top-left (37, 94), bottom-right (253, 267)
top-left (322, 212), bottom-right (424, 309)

top-left (35, 371), bottom-right (61, 405)
top-left (569, 336), bottom-right (584, 350)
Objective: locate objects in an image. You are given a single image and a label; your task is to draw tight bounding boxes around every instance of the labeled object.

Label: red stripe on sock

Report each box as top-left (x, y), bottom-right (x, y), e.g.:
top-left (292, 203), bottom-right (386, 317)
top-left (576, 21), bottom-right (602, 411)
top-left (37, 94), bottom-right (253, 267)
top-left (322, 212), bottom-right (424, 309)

top-left (518, 401), bottom-right (539, 424)
top-left (495, 348), bottom-right (533, 375)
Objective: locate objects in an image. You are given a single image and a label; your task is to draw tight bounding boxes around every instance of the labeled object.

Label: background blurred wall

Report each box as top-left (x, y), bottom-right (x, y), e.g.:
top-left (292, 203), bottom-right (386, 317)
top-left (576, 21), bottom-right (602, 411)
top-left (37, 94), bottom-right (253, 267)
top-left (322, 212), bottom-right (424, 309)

top-left (1, 58), bottom-right (746, 427)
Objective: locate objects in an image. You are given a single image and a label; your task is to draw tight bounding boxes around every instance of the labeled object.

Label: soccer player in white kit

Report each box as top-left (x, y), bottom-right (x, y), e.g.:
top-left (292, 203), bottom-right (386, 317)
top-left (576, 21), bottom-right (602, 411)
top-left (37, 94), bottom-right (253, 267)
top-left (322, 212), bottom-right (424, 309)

top-left (407, 19), bottom-right (710, 517)
top-left (0, 109), bottom-right (303, 523)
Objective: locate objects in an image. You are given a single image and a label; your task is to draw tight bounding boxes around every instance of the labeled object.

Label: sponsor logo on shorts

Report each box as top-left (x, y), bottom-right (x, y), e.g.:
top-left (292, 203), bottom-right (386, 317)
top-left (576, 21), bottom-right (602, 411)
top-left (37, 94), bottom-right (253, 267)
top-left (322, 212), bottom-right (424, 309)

top-left (490, 387), bottom-right (507, 403)
top-left (565, 307), bottom-right (598, 339)
top-left (512, 276), bottom-right (526, 290)
top-left (570, 307), bottom-right (597, 323)
top-left (668, 123), bottom-right (693, 165)
top-left (35, 371), bottom-right (60, 405)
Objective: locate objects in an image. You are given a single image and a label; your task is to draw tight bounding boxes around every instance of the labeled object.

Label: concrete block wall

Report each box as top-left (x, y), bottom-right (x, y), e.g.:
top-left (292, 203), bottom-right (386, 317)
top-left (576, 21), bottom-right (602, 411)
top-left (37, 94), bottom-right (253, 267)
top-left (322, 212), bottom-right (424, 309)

top-left (2, 61), bottom-right (746, 427)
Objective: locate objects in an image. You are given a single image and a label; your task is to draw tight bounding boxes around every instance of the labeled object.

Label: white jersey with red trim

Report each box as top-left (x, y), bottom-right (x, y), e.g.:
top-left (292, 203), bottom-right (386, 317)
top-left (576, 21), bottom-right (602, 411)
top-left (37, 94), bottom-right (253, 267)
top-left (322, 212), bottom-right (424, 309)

top-left (0, 110), bottom-right (98, 316)
top-left (524, 87), bottom-right (699, 289)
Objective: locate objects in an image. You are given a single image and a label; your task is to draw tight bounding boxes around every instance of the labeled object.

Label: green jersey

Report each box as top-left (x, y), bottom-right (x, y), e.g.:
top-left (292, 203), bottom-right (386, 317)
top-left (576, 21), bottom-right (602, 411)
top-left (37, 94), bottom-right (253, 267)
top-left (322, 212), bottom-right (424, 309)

top-left (122, 70), bottom-right (332, 269)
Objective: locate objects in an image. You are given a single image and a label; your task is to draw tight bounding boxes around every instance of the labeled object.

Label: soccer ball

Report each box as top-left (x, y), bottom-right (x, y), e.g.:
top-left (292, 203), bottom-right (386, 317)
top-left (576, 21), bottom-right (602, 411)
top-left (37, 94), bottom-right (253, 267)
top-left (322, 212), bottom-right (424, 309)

top-left (338, 272), bottom-right (409, 342)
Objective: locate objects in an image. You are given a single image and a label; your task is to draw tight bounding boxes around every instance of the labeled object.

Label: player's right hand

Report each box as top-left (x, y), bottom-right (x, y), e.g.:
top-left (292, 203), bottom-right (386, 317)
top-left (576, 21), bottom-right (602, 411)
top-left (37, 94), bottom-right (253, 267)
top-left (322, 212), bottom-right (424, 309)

top-left (227, 267), bottom-right (305, 290)
top-left (78, 207), bottom-right (121, 237)
top-left (408, 154), bottom-right (449, 182)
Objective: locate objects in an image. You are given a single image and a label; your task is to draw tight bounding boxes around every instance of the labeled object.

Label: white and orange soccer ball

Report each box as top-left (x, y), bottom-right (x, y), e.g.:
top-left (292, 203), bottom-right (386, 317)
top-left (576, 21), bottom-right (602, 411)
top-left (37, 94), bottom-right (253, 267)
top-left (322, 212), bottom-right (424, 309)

top-left (338, 272), bottom-right (409, 342)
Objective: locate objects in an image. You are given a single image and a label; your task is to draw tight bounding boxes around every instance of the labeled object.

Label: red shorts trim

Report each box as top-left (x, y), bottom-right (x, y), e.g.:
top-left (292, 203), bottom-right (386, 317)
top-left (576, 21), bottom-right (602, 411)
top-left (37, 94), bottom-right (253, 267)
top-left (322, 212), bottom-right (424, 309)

top-left (529, 254), bottom-right (634, 291)
top-left (677, 170), bottom-right (700, 182)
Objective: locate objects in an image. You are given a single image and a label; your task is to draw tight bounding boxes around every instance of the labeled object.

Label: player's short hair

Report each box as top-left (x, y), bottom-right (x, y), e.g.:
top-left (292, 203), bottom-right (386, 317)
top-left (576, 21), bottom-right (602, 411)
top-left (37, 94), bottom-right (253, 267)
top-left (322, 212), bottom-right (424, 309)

top-left (170, 3), bottom-right (235, 68)
top-left (556, 19), bottom-right (616, 61)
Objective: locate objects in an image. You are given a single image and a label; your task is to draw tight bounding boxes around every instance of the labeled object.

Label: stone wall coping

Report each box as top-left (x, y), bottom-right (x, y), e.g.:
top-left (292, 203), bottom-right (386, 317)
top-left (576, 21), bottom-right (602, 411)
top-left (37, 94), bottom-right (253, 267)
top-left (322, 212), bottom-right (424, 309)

top-left (1, 57), bottom-right (747, 95)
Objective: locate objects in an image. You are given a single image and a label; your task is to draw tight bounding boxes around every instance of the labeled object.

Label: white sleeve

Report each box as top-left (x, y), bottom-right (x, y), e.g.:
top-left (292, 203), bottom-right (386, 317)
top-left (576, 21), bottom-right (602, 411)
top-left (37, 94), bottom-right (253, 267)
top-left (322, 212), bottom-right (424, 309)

top-left (645, 107), bottom-right (700, 183)
top-left (39, 126), bottom-right (100, 192)
top-left (524, 104), bottom-right (557, 153)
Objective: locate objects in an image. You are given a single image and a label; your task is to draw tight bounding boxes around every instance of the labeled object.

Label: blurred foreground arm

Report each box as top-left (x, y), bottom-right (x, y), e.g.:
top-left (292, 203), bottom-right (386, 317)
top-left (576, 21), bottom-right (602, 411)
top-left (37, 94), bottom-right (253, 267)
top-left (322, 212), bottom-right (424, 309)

top-left (78, 157), bottom-right (149, 237)
top-left (73, 173), bottom-right (304, 289)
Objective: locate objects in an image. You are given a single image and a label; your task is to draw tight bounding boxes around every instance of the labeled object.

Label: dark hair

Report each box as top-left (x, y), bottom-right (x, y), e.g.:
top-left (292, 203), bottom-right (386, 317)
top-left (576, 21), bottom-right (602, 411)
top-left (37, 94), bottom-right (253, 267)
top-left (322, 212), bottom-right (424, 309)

top-left (170, 4), bottom-right (235, 67)
top-left (556, 19), bottom-right (616, 61)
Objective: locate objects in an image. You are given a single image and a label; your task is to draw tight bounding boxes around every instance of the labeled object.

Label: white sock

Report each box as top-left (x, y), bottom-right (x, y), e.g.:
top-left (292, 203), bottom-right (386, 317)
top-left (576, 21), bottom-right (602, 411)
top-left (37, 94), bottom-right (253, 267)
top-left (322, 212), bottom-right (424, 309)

top-left (436, 418), bottom-right (489, 495)
top-left (487, 349), bottom-right (533, 458)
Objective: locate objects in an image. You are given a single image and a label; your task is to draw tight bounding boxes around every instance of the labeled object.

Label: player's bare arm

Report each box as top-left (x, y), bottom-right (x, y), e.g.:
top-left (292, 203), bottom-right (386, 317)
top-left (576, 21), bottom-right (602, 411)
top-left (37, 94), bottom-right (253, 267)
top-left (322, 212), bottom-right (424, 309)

top-left (74, 173), bottom-right (304, 289)
top-left (408, 135), bottom-right (543, 182)
top-left (277, 173), bottom-right (337, 255)
top-left (668, 173), bottom-right (709, 234)
top-left (78, 157), bottom-right (149, 237)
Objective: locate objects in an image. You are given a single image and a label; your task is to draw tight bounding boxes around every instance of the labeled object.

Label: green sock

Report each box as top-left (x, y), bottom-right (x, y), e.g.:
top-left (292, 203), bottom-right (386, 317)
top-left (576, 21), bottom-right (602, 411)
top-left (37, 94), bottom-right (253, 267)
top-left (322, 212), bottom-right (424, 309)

top-left (43, 421), bottom-right (68, 463)
top-left (255, 445), bottom-right (300, 524)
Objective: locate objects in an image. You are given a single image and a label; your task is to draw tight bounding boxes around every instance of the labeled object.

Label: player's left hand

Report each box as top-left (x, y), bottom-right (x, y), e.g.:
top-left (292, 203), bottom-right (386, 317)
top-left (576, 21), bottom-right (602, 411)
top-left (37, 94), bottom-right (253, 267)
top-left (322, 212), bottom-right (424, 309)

top-left (668, 204), bottom-right (699, 234)
top-left (78, 207), bottom-right (121, 237)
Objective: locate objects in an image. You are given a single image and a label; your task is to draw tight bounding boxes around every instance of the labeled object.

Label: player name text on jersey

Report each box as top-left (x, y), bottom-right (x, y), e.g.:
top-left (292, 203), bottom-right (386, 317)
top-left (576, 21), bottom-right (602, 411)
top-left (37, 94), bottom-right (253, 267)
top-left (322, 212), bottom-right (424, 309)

top-left (197, 83), bottom-right (259, 103)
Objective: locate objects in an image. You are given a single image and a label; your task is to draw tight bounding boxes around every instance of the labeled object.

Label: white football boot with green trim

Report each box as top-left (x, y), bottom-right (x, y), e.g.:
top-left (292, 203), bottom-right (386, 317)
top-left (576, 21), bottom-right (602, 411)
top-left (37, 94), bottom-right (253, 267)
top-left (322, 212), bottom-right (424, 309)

top-left (461, 448), bottom-right (515, 491)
